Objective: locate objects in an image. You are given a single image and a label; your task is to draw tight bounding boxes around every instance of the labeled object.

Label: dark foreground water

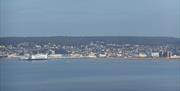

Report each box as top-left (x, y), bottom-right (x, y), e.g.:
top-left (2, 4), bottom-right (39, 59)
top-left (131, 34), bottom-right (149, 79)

top-left (0, 58), bottom-right (179, 91)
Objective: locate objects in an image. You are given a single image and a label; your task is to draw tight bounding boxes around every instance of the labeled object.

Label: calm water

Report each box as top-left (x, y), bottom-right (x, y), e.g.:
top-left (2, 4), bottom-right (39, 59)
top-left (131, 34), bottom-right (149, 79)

top-left (0, 58), bottom-right (179, 91)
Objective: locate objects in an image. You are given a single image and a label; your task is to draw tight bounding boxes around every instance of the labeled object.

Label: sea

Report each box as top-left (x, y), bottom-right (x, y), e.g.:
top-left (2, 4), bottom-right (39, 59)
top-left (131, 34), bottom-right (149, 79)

top-left (0, 58), bottom-right (179, 91)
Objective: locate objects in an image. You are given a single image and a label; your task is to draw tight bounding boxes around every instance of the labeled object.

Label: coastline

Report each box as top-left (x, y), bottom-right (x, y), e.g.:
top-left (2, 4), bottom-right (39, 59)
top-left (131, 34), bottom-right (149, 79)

top-left (1, 57), bottom-right (179, 61)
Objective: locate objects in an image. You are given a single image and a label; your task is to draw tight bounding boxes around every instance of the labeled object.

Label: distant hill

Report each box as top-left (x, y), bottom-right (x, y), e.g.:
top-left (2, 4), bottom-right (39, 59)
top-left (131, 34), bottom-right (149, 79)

top-left (0, 36), bottom-right (179, 46)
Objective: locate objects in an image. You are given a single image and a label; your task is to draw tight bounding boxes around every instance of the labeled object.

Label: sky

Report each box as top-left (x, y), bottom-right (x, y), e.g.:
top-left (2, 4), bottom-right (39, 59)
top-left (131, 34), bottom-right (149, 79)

top-left (0, 0), bottom-right (179, 37)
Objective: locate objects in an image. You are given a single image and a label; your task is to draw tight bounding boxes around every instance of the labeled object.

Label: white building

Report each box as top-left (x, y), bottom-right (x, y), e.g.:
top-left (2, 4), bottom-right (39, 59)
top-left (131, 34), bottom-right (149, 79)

top-left (151, 52), bottom-right (159, 58)
top-left (30, 54), bottom-right (48, 60)
top-left (117, 53), bottom-right (122, 57)
top-left (138, 53), bottom-right (147, 58)
top-left (98, 54), bottom-right (107, 58)
top-left (87, 52), bottom-right (97, 58)
top-left (70, 54), bottom-right (83, 58)
top-left (170, 55), bottom-right (180, 59)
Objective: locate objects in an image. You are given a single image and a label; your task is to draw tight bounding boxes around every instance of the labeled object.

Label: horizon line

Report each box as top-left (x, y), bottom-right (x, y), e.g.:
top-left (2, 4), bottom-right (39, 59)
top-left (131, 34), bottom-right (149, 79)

top-left (0, 35), bottom-right (179, 38)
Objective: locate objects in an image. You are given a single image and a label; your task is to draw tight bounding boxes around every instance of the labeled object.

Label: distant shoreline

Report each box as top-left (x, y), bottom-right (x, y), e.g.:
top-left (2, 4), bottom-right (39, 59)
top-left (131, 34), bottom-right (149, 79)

top-left (1, 57), bottom-right (179, 61)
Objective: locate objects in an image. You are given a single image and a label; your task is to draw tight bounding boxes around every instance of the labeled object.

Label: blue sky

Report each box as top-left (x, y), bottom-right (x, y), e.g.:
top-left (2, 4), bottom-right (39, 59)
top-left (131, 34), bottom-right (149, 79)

top-left (0, 0), bottom-right (179, 37)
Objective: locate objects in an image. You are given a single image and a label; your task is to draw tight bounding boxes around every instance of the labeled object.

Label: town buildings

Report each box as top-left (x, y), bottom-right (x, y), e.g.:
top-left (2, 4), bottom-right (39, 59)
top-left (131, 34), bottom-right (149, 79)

top-left (0, 41), bottom-right (180, 60)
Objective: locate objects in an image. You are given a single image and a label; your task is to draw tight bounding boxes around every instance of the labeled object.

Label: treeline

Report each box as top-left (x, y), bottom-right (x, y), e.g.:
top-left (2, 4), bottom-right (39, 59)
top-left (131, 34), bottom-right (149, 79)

top-left (0, 36), bottom-right (179, 46)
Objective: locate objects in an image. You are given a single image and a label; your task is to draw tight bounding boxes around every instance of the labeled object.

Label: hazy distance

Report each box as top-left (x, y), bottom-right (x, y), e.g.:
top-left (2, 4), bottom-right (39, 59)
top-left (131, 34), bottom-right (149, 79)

top-left (0, 0), bottom-right (179, 37)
